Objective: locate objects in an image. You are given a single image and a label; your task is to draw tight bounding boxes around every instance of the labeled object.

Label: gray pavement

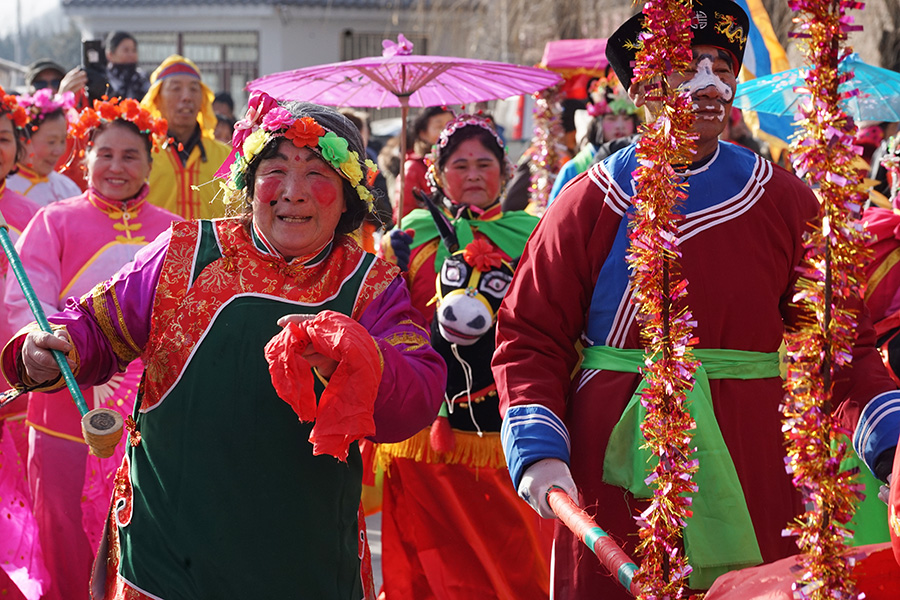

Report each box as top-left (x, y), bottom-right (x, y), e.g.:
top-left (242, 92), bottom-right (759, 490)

top-left (367, 511), bottom-right (383, 593)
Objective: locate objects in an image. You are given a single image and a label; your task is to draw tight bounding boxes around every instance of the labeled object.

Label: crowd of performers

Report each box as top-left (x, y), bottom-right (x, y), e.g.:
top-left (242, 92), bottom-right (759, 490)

top-left (1, 0), bottom-right (900, 599)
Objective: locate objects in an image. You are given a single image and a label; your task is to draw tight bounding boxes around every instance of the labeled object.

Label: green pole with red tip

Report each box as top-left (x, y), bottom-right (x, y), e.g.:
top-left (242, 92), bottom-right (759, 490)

top-left (0, 208), bottom-right (123, 457)
top-left (547, 486), bottom-right (641, 597)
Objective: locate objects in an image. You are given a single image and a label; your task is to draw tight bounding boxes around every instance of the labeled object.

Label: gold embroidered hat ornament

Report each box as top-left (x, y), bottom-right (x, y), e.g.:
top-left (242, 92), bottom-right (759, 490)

top-left (605, 0), bottom-right (750, 92)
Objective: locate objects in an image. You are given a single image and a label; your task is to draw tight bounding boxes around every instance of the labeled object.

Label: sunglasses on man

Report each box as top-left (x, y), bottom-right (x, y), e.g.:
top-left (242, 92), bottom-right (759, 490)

top-left (32, 79), bottom-right (62, 91)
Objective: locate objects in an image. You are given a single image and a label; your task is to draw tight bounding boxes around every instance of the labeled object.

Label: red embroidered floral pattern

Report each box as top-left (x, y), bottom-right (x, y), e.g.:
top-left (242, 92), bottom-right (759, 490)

top-left (142, 219), bottom-right (397, 410)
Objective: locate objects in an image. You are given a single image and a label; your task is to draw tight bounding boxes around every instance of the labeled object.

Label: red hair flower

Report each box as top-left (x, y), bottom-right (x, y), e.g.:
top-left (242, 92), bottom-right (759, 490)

top-left (463, 238), bottom-right (504, 272)
top-left (285, 117), bottom-right (326, 148)
top-left (96, 97), bottom-right (121, 121)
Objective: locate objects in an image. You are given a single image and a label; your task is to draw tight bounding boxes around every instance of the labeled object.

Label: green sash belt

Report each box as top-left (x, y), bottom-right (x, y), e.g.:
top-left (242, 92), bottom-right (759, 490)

top-left (582, 346), bottom-right (777, 589)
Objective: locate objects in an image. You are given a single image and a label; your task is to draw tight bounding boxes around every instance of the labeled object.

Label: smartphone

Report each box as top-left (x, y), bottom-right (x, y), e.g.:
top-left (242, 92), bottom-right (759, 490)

top-left (82, 39), bottom-right (104, 70)
top-left (82, 39), bottom-right (109, 102)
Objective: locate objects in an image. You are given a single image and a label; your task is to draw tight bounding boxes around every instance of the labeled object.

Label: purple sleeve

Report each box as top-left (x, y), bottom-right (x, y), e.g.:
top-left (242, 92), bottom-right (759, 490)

top-left (358, 277), bottom-right (446, 443)
top-left (48, 228), bottom-right (172, 387)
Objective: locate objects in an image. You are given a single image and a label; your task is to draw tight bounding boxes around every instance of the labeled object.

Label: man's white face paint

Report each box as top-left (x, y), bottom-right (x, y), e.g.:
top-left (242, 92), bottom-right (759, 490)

top-left (679, 55), bottom-right (733, 121)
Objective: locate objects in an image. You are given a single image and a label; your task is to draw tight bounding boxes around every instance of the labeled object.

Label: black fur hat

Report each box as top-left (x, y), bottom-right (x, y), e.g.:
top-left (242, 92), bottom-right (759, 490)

top-left (606, 0), bottom-right (750, 91)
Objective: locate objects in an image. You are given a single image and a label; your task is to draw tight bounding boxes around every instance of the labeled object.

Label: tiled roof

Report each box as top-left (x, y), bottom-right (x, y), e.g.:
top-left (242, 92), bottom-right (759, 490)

top-left (63, 0), bottom-right (425, 7)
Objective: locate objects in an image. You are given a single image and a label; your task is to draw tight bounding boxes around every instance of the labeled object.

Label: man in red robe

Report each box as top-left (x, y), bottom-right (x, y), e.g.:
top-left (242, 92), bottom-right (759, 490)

top-left (492, 1), bottom-right (900, 598)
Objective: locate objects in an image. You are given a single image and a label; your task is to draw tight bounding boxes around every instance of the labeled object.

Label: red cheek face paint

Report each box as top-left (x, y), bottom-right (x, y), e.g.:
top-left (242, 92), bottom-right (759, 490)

top-left (311, 180), bottom-right (338, 207)
top-left (254, 177), bottom-right (281, 206)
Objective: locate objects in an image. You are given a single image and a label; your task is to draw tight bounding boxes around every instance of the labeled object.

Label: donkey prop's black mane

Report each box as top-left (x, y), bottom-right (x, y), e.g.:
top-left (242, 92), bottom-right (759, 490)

top-left (417, 188), bottom-right (506, 433)
top-left (429, 318), bottom-right (502, 432)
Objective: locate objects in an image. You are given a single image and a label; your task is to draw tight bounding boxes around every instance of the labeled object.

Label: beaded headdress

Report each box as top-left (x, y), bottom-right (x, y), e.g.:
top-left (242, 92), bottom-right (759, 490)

top-left (70, 96), bottom-right (170, 155)
top-left (425, 112), bottom-right (514, 194)
top-left (16, 89), bottom-right (77, 131)
top-left (216, 91), bottom-right (379, 212)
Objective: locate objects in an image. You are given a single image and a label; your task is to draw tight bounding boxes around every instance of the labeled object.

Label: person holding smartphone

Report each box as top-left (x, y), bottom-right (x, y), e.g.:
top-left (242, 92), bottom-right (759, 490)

top-left (104, 32), bottom-right (150, 100)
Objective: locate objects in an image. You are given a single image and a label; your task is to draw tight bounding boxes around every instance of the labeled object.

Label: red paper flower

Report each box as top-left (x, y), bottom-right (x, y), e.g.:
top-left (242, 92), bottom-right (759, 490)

top-left (462, 238), bottom-right (503, 272)
top-left (285, 116), bottom-right (326, 148)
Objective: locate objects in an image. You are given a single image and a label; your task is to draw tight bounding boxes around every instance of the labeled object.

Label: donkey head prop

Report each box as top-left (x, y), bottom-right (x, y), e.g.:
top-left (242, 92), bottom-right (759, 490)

top-left (419, 189), bottom-right (518, 438)
top-left (434, 239), bottom-right (514, 347)
top-left (431, 238), bottom-right (515, 435)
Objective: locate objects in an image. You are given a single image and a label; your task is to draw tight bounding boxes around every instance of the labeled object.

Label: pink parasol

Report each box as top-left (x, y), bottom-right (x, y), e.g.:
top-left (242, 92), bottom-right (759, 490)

top-left (539, 38), bottom-right (609, 78)
top-left (248, 34), bottom-right (562, 220)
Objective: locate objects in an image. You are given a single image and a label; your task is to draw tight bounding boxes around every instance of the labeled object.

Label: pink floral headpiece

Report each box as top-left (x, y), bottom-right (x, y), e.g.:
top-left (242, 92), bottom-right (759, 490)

top-left (17, 89), bottom-right (77, 131)
top-left (425, 112), bottom-right (515, 194)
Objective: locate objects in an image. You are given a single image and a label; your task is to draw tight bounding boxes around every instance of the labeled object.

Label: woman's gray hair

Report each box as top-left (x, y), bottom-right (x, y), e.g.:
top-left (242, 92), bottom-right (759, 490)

top-left (240, 101), bottom-right (372, 235)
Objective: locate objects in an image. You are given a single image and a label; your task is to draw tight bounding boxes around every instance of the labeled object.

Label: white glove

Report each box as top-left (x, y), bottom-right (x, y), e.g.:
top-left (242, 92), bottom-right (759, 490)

top-left (878, 473), bottom-right (893, 504)
top-left (518, 458), bottom-right (578, 519)
top-left (22, 329), bottom-right (72, 384)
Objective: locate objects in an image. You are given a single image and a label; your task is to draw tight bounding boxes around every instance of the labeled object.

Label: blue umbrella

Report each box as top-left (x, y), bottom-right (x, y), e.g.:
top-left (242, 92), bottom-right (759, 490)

top-left (734, 53), bottom-right (900, 123)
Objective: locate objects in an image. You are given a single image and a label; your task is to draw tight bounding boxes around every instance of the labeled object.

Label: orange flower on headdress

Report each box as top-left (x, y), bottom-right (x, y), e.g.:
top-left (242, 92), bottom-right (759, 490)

top-left (119, 98), bottom-right (142, 120)
top-left (9, 106), bottom-right (28, 128)
top-left (72, 97), bottom-right (169, 153)
top-left (285, 117), bottom-right (326, 148)
top-left (1, 91), bottom-right (28, 128)
top-left (97, 97), bottom-right (121, 121)
top-left (463, 238), bottom-right (504, 272)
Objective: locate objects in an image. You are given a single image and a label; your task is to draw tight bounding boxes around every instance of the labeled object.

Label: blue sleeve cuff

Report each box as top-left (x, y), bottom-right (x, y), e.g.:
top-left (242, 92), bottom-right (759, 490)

top-left (853, 390), bottom-right (900, 475)
top-left (501, 404), bottom-right (571, 487)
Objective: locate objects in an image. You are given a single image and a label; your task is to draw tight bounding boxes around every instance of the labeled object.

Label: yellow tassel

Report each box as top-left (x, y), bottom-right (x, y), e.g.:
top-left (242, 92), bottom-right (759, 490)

top-left (375, 428), bottom-right (506, 472)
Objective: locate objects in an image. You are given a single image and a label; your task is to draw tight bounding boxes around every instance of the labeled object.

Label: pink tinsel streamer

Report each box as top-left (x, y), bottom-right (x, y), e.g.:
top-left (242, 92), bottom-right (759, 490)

top-left (625, 0), bottom-right (700, 597)
top-left (783, 0), bottom-right (872, 598)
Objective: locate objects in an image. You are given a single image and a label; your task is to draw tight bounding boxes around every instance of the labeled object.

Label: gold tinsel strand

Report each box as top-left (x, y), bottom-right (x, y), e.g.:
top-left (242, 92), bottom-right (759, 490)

top-left (625, 1), bottom-right (700, 596)
top-left (782, 0), bottom-right (872, 598)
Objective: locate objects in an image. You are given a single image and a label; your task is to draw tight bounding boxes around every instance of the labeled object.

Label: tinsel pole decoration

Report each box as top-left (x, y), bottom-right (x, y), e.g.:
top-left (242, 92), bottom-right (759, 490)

top-left (782, 0), bottom-right (871, 598)
top-left (625, 0), bottom-right (699, 597)
top-left (528, 84), bottom-right (568, 214)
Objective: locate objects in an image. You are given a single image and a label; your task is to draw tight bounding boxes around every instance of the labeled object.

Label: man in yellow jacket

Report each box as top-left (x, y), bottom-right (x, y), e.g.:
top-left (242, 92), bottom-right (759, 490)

top-left (141, 55), bottom-right (231, 219)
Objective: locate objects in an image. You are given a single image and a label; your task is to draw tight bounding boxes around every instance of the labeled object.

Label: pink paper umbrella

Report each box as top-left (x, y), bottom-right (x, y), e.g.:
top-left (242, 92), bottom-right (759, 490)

top-left (248, 34), bottom-right (563, 219)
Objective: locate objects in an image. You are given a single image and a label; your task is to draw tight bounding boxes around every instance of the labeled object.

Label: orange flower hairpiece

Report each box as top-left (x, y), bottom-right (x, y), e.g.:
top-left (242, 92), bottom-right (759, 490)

top-left (0, 86), bottom-right (29, 129)
top-left (71, 96), bottom-right (170, 154)
top-left (462, 238), bottom-right (504, 272)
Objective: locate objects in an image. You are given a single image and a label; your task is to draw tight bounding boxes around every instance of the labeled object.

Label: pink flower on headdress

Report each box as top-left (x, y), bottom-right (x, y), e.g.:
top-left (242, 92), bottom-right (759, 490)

top-left (261, 106), bottom-right (293, 132)
top-left (586, 100), bottom-right (607, 117)
top-left (233, 91), bottom-right (279, 147)
top-left (19, 89), bottom-right (76, 118)
top-left (382, 33), bottom-right (414, 57)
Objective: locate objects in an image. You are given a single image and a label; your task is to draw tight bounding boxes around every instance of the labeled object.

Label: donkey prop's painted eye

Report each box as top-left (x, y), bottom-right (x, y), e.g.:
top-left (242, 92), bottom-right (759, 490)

top-left (441, 261), bottom-right (468, 287)
top-left (479, 271), bottom-right (512, 299)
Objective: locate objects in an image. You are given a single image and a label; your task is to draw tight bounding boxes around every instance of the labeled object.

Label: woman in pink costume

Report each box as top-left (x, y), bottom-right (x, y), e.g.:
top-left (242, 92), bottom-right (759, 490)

top-left (6, 89), bottom-right (81, 206)
top-left (0, 86), bottom-right (44, 600)
top-left (4, 97), bottom-right (179, 600)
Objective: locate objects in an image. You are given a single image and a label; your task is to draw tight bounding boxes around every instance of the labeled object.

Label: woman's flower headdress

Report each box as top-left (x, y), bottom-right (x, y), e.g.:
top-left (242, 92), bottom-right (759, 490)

top-left (219, 91), bottom-right (378, 212)
top-left (70, 96), bottom-right (170, 154)
top-left (0, 86), bottom-right (28, 130)
top-left (425, 112), bottom-right (515, 194)
top-left (587, 74), bottom-right (638, 117)
top-left (16, 89), bottom-right (77, 131)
